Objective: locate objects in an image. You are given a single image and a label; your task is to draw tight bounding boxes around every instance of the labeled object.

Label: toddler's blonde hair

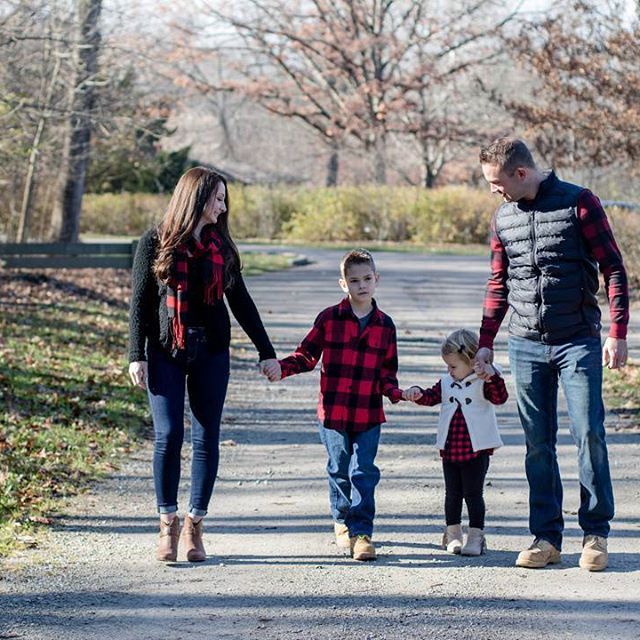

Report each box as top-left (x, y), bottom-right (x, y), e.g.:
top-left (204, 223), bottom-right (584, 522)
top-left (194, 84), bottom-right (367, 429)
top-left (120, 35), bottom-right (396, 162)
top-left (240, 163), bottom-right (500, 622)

top-left (441, 329), bottom-right (479, 365)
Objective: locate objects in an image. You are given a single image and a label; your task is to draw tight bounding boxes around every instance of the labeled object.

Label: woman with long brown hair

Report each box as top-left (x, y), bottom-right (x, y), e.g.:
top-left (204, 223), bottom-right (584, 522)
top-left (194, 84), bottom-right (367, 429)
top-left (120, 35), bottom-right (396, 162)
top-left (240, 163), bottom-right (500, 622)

top-left (128, 167), bottom-right (277, 562)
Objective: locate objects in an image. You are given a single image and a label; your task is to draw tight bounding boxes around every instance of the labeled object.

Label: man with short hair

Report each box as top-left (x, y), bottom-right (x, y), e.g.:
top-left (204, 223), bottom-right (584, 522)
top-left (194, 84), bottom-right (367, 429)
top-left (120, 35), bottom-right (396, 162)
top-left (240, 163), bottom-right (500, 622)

top-left (476, 136), bottom-right (629, 571)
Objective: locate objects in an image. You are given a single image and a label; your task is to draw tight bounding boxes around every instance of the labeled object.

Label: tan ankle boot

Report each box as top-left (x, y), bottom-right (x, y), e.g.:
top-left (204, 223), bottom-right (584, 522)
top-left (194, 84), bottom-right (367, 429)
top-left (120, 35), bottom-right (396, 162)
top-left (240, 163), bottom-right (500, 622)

top-left (182, 516), bottom-right (207, 562)
top-left (156, 516), bottom-right (180, 562)
top-left (442, 524), bottom-right (463, 554)
top-left (461, 527), bottom-right (486, 556)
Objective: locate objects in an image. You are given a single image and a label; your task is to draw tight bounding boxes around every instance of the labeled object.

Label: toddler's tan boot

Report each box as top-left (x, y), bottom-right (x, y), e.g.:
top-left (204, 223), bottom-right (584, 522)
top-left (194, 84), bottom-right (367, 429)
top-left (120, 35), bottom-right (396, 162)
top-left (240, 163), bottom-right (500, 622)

top-left (156, 516), bottom-right (180, 562)
top-left (442, 524), bottom-right (463, 554)
top-left (461, 527), bottom-right (486, 556)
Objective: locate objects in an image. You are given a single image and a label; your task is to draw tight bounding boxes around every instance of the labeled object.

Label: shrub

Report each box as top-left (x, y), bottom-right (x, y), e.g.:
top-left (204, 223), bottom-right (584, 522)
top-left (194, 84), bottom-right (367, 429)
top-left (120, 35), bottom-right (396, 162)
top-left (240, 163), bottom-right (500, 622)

top-left (607, 207), bottom-right (640, 290)
top-left (230, 186), bottom-right (298, 239)
top-left (81, 193), bottom-right (169, 236)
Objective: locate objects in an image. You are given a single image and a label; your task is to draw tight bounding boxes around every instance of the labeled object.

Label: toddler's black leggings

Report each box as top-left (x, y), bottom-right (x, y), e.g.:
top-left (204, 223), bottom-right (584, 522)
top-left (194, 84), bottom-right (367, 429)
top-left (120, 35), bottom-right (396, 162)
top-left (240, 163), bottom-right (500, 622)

top-left (442, 453), bottom-right (490, 529)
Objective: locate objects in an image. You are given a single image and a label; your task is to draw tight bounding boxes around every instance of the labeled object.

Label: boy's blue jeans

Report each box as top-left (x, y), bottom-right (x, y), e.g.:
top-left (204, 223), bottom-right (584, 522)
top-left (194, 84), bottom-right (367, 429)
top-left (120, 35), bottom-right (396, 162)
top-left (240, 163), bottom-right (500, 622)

top-left (318, 423), bottom-right (381, 538)
top-left (508, 335), bottom-right (615, 549)
top-left (147, 331), bottom-right (229, 517)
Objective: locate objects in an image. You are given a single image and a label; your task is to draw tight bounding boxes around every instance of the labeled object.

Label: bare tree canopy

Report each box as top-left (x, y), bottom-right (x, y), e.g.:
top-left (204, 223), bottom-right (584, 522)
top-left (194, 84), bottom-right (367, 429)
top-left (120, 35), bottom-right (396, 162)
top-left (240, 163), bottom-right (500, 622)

top-left (495, 0), bottom-right (640, 171)
top-left (186, 0), bottom-right (520, 185)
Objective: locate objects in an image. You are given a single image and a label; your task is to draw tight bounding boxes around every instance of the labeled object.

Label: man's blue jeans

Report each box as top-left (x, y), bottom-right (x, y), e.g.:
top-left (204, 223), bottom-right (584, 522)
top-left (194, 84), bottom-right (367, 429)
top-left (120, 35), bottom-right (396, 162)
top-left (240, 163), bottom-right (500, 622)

top-left (508, 335), bottom-right (614, 549)
top-left (147, 333), bottom-right (229, 517)
top-left (318, 423), bottom-right (381, 537)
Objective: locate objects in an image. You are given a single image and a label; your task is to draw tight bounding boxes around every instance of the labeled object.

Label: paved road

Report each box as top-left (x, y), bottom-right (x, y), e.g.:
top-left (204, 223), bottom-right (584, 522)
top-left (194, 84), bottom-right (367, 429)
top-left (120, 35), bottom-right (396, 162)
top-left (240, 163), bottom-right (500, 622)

top-left (2, 248), bottom-right (639, 640)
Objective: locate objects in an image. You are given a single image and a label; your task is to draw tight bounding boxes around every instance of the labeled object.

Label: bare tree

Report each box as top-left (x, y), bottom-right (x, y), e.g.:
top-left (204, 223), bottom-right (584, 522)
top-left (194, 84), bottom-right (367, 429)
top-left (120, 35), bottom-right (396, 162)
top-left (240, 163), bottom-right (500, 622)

top-left (0, 1), bottom-right (75, 241)
top-left (49, 0), bottom-right (102, 242)
top-left (181, 0), bottom-right (521, 186)
top-left (494, 0), bottom-right (640, 172)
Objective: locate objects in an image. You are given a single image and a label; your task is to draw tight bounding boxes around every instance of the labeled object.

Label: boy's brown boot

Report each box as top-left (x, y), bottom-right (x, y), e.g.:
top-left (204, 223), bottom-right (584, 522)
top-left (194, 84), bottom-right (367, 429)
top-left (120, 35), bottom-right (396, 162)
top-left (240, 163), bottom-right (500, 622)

top-left (182, 516), bottom-right (207, 562)
top-left (351, 535), bottom-right (376, 561)
top-left (442, 524), bottom-right (463, 554)
top-left (156, 516), bottom-right (180, 562)
top-left (334, 522), bottom-right (351, 549)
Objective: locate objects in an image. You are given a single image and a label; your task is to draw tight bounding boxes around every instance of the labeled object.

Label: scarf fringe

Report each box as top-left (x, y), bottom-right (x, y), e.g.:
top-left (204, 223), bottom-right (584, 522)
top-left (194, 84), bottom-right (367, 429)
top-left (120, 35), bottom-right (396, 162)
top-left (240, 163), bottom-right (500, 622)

top-left (204, 275), bottom-right (223, 305)
top-left (172, 316), bottom-right (186, 351)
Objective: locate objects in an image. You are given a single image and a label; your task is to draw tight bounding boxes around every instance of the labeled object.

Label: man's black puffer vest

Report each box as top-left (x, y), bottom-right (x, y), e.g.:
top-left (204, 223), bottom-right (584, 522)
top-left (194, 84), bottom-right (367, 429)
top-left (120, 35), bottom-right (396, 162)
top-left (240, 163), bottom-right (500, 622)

top-left (494, 172), bottom-right (601, 344)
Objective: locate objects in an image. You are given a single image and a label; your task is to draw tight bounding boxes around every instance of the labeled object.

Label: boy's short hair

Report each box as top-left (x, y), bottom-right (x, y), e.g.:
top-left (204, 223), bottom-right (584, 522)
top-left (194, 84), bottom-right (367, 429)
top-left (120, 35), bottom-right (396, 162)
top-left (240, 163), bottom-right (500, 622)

top-left (479, 137), bottom-right (536, 174)
top-left (441, 329), bottom-right (479, 366)
top-left (340, 248), bottom-right (376, 278)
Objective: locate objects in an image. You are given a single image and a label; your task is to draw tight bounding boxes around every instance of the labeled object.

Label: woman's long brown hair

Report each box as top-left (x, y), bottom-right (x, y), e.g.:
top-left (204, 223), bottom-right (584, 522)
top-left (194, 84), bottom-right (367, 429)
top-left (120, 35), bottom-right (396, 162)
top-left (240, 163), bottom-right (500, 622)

top-left (152, 167), bottom-right (241, 287)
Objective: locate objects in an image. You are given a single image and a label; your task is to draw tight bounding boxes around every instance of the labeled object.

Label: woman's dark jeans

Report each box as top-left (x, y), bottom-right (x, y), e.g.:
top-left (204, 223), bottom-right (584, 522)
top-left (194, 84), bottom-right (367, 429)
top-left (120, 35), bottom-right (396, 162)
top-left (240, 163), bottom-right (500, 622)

top-left (147, 329), bottom-right (229, 517)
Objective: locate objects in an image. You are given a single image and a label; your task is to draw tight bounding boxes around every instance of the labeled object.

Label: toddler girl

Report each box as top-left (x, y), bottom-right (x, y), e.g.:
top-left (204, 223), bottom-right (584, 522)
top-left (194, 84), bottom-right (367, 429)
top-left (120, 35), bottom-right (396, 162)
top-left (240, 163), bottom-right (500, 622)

top-left (403, 329), bottom-right (508, 555)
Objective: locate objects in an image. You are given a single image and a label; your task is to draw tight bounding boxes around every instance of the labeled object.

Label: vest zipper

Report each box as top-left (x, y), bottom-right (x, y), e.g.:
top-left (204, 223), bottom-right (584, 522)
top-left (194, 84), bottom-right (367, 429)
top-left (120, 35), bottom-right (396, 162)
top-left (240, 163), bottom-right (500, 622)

top-left (530, 211), bottom-right (545, 336)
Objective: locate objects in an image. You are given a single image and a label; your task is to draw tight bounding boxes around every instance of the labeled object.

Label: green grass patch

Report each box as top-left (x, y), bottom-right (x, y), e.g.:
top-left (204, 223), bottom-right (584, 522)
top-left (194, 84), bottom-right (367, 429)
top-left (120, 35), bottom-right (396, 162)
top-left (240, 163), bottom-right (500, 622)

top-left (0, 271), bottom-right (148, 556)
top-left (603, 362), bottom-right (640, 431)
top-left (242, 251), bottom-right (296, 276)
top-left (0, 252), bottom-right (293, 557)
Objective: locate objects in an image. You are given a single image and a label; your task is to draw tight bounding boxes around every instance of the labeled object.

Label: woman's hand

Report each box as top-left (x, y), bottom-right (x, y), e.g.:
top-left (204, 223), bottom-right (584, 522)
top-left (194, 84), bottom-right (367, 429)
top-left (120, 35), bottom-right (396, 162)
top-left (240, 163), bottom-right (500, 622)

top-left (260, 358), bottom-right (281, 382)
top-left (129, 361), bottom-right (148, 389)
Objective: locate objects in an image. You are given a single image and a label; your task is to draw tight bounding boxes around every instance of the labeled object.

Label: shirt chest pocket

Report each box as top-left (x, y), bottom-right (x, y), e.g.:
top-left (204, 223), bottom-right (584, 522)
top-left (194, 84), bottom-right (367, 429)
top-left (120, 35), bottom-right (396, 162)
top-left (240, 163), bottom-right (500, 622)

top-left (361, 331), bottom-right (387, 356)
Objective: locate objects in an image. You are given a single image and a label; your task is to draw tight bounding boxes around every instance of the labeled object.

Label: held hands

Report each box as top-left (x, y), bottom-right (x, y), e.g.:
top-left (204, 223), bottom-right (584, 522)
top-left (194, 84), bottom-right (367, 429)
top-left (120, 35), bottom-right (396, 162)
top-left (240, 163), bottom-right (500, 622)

top-left (128, 361), bottom-right (148, 390)
top-left (474, 360), bottom-right (496, 379)
top-left (603, 337), bottom-right (628, 369)
top-left (259, 358), bottom-right (281, 382)
top-left (402, 386), bottom-right (423, 402)
top-left (473, 347), bottom-right (494, 381)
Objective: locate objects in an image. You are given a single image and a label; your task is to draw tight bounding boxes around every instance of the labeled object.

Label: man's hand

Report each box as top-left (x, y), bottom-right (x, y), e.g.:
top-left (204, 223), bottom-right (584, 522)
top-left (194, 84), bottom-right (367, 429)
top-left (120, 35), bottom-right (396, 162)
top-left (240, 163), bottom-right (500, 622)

top-left (260, 358), bottom-right (281, 382)
top-left (603, 337), bottom-right (628, 370)
top-left (474, 347), bottom-right (494, 381)
top-left (474, 361), bottom-right (496, 379)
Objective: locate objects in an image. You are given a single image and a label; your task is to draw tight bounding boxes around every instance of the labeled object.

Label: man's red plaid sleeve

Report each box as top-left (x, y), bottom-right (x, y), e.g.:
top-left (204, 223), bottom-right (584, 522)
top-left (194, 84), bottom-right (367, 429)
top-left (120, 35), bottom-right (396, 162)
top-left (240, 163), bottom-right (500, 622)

top-left (479, 214), bottom-right (510, 350)
top-left (577, 191), bottom-right (629, 340)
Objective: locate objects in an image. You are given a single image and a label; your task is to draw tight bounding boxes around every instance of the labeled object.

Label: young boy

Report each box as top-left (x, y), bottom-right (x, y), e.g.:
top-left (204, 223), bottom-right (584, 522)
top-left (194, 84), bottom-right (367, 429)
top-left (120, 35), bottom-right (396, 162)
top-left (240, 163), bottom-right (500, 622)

top-left (262, 249), bottom-right (402, 561)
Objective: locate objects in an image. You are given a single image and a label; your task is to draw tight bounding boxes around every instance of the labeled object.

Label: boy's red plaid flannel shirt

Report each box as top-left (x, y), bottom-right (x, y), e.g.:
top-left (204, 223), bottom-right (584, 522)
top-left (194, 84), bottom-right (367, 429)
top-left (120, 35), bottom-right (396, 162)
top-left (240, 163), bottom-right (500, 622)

top-left (279, 298), bottom-right (402, 432)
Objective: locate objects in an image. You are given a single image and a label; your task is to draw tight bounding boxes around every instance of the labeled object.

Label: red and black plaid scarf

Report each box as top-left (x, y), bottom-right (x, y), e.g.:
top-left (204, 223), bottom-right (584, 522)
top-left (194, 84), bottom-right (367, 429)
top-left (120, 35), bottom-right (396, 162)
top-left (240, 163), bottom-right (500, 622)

top-left (166, 225), bottom-right (225, 351)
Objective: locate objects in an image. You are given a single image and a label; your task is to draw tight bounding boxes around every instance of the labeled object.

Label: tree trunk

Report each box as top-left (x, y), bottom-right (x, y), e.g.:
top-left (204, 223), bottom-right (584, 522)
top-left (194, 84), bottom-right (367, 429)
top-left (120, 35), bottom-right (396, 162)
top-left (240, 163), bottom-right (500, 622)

top-left (373, 133), bottom-right (387, 184)
top-left (49, 0), bottom-right (101, 242)
top-left (17, 56), bottom-right (61, 242)
top-left (424, 162), bottom-right (437, 189)
top-left (325, 142), bottom-right (339, 187)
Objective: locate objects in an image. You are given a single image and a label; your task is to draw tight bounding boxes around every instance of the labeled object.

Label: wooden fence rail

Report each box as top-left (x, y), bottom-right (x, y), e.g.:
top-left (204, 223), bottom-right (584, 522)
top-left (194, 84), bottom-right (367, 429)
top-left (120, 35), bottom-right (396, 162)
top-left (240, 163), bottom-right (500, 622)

top-left (0, 242), bottom-right (138, 269)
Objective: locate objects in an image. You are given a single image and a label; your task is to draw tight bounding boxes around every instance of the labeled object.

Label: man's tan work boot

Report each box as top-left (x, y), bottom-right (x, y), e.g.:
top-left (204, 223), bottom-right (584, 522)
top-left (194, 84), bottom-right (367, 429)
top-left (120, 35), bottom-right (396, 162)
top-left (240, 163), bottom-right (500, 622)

top-left (182, 516), bottom-right (207, 562)
top-left (351, 535), bottom-right (376, 561)
top-left (442, 524), bottom-right (463, 554)
top-left (156, 516), bottom-right (180, 562)
top-left (579, 535), bottom-right (608, 571)
top-left (515, 538), bottom-right (561, 568)
top-left (334, 522), bottom-right (351, 549)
